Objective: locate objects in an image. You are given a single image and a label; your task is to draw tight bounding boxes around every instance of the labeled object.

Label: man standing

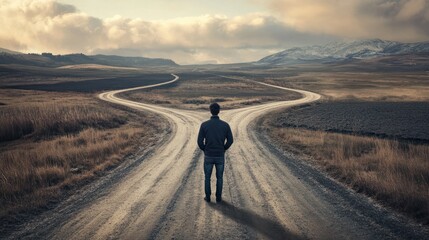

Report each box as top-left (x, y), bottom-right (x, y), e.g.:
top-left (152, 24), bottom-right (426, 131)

top-left (197, 103), bottom-right (233, 203)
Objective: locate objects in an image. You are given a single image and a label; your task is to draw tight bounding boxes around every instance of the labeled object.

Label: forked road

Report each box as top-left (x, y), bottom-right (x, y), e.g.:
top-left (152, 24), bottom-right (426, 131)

top-left (10, 74), bottom-right (427, 239)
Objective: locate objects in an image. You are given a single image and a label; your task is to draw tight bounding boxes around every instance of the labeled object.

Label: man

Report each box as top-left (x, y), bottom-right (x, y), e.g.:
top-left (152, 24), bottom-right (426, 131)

top-left (197, 103), bottom-right (233, 203)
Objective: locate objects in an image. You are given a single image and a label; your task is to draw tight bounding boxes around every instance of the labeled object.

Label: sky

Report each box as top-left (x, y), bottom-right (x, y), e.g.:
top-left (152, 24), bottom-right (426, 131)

top-left (1, 0), bottom-right (429, 64)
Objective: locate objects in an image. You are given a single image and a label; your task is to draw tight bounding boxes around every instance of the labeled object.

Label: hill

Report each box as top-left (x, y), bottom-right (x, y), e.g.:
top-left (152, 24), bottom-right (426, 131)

top-left (0, 50), bottom-right (177, 67)
top-left (0, 48), bottom-right (22, 55)
top-left (258, 39), bottom-right (429, 65)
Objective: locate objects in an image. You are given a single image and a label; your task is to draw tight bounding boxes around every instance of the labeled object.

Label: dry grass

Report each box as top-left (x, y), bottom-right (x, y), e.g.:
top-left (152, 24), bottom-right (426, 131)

top-left (262, 125), bottom-right (429, 224)
top-left (252, 67), bottom-right (429, 223)
top-left (0, 89), bottom-right (165, 221)
top-left (127, 91), bottom-right (281, 110)
top-left (0, 103), bottom-right (124, 141)
top-left (0, 127), bottom-right (141, 215)
top-left (123, 74), bottom-right (301, 110)
top-left (58, 64), bottom-right (139, 70)
top-left (321, 86), bottom-right (429, 102)
top-left (259, 72), bottom-right (429, 102)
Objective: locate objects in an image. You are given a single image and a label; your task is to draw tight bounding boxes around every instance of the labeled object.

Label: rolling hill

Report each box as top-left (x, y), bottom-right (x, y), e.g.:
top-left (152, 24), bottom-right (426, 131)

top-left (0, 50), bottom-right (177, 67)
top-left (258, 39), bottom-right (429, 65)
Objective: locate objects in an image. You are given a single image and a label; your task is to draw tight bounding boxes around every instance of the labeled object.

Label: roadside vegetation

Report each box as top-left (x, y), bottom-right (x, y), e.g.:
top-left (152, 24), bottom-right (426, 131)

top-left (0, 89), bottom-right (165, 223)
top-left (260, 119), bottom-right (429, 224)
top-left (249, 68), bottom-right (429, 224)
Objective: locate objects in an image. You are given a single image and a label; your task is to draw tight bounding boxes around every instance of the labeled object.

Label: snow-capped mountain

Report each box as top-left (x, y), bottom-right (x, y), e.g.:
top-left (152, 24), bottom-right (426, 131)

top-left (258, 39), bottom-right (429, 65)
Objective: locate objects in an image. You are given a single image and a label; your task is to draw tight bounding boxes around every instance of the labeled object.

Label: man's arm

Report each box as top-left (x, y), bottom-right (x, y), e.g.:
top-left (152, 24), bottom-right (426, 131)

top-left (224, 124), bottom-right (233, 150)
top-left (197, 124), bottom-right (206, 151)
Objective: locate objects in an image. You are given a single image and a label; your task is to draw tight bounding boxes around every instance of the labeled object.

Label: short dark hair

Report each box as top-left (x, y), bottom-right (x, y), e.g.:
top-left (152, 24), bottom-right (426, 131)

top-left (210, 103), bottom-right (220, 115)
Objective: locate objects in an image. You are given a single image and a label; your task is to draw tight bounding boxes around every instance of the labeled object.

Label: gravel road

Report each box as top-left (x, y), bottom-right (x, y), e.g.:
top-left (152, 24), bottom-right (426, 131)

top-left (5, 74), bottom-right (428, 240)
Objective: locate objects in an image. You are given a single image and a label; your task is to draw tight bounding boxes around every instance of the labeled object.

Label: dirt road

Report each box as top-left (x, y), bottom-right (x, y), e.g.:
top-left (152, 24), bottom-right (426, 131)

top-left (7, 74), bottom-right (427, 239)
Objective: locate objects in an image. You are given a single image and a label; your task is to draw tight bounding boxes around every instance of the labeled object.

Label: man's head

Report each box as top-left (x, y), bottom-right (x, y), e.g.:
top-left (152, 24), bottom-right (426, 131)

top-left (210, 103), bottom-right (220, 116)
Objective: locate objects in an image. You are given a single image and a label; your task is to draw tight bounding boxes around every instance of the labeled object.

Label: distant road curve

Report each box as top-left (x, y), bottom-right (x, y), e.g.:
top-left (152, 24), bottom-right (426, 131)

top-left (8, 73), bottom-right (428, 239)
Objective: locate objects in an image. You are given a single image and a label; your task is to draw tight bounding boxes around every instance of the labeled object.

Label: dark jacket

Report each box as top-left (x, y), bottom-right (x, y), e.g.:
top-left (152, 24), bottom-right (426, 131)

top-left (197, 115), bottom-right (233, 157)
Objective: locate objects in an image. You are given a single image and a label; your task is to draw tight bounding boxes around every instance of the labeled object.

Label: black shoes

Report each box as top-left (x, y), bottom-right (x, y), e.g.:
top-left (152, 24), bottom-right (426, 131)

top-left (204, 196), bottom-right (221, 203)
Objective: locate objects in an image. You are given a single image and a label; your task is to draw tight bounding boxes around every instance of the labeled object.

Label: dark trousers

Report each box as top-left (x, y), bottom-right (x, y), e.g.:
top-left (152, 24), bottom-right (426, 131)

top-left (204, 156), bottom-right (225, 198)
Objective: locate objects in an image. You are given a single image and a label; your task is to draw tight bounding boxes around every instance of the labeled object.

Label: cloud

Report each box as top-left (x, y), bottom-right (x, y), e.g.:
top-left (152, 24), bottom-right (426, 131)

top-left (4, 0), bottom-right (427, 64)
top-left (0, 0), bottom-right (104, 53)
top-left (0, 0), bottom-right (336, 64)
top-left (263, 0), bottom-right (429, 42)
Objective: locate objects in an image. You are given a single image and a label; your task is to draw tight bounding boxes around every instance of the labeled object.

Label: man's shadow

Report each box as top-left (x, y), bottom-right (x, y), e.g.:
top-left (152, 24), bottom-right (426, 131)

top-left (208, 201), bottom-right (303, 240)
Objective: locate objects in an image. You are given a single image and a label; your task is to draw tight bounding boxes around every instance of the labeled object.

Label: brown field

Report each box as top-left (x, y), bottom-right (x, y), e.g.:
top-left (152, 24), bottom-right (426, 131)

top-left (2, 62), bottom-right (428, 229)
top-left (122, 73), bottom-right (302, 110)
top-left (254, 71), bottom-right (429, 101)
top-left (260, 112), bottom-right (429, 224)
top-left (250, 66), bottom-right (429, 224)
top-left (0, 89), bottom-right (167, 221)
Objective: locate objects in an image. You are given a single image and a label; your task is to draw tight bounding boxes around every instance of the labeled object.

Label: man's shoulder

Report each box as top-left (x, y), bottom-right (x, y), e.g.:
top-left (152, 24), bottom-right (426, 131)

top-left (219, 118), bottom-right (229, 124)
top-left (219, 119), bottom-right (231, 128)
top-left (201, 119), bottom-right (211, 125)
top-left (200, 120), bottom-right (211, 128)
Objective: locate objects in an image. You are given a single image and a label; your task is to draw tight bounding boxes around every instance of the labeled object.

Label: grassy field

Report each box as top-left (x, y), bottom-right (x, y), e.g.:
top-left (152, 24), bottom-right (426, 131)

top-left (0, 89), bottom-right (167, 222)
top-left (2, 62), bottom-right (428, 227)
top-left (253, 66), bottom-right (429, 224)
top-left (259, 122), bottom-right (429, 224)
top-left (122, 73), bottom-right (302, 110)
top-left (284, 72), bottom-right (429, 101)
top-left (247, 70), bottom-right (429, 102)
top-left (205, 60), bottom-right (429, 102)
top-left (0, 64), bottom-right (168, 86)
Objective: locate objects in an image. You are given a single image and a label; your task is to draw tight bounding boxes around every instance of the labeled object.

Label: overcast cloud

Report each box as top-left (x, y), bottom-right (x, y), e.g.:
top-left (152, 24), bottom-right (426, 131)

top-left (263, 0), bottom-right (429, 42)
top-left (0, 0), bottom-right (428, 64)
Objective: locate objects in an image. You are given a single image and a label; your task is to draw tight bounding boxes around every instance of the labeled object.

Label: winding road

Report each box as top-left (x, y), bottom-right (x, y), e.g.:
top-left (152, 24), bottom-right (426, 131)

top-left (8, 73), bottom-right (428, 239)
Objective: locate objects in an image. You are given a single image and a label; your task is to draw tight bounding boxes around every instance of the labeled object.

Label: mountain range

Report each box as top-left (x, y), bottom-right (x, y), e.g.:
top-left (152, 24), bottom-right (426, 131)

top-left (2, 39), bottom-right (429, 67)
top-left (0, 50), bottom-right (177, 67)
top-left (258, 39), bottom-right (429, 65)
